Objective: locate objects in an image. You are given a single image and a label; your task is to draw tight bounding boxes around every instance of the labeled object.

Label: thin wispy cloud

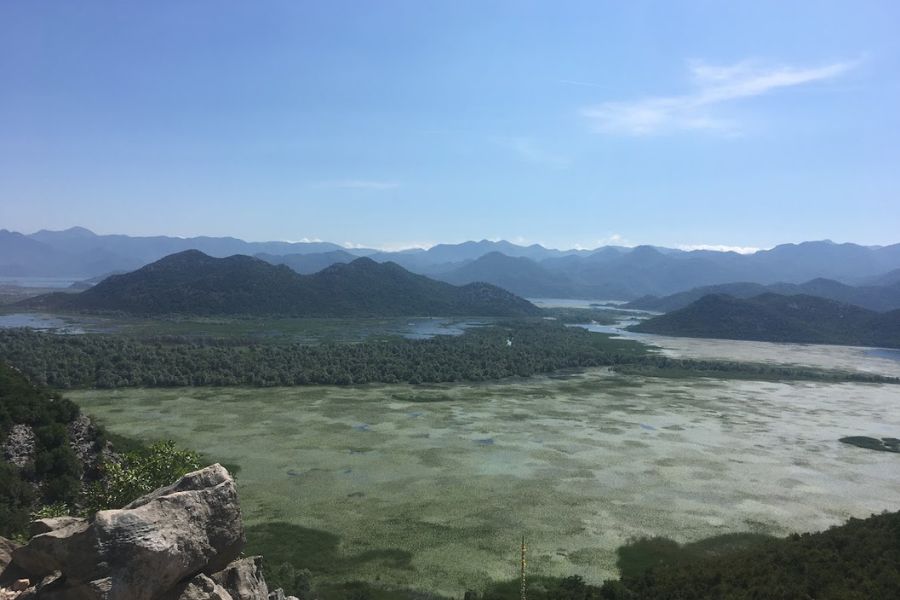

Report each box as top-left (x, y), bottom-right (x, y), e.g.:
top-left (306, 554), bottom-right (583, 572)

top-left (313, 180), bottom-right (401, 190)
top-left (343, 240), bottom-right (435, 252)
top-left (285, 237), bottom-right (324, 244)
top-left (493, 136), bottom-right (570, 169)
top-left (595, 233), bottom-right (633, 248)
top-left (678, 244), bottom-right (764, 254)
top-left (582, 58), bottom-right (858, 135)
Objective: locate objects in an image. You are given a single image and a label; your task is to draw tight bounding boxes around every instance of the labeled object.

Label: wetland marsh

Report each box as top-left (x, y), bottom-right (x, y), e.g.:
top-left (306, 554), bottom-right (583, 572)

top-left (71, 343), bottom-right (900, 593)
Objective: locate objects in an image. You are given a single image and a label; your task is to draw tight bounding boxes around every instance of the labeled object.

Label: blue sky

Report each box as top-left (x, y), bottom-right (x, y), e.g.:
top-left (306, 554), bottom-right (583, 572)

top-left (1, 1), bottom-right (898, 251)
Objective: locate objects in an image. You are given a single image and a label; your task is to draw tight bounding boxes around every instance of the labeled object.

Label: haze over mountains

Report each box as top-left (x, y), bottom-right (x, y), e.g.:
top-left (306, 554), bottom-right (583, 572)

top-left (22, 250), bottom-right (540, 317)
top-left (4, 227), bottom-right (900, 301)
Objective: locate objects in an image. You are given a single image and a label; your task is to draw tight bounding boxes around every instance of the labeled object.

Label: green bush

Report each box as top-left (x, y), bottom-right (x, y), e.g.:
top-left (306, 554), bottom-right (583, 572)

top-left (83, 440), bottom-right (201, 513)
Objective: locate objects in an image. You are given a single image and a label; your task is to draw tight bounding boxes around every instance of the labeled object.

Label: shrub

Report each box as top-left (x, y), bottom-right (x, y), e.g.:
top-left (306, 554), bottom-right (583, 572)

top-left (84, 440), bottom-right (201, 513)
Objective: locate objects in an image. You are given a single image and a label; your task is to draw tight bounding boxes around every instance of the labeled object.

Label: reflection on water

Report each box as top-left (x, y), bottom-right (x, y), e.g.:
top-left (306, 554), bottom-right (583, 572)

top-left (0, 312), bottom-right (483, 342)
top-left (571, 316), bottom-right (900, 378)
top-left (571, 319), bottom-right (642, 334)
top-left (0, 276), bottom-right (81, 288)
top-left (866, 348), bottom-right (900, 362)
top-left (400, 318), bottom-right (486, 339)
top-left (529, 298), bottom-right (626, 309)
top-left (0, 313), bottom-right (88, 334)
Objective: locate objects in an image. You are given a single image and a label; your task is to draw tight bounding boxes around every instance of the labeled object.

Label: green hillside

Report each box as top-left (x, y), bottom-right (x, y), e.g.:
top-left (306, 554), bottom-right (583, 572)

top-left (21, 250), bottom-right (540, 317)
top-left (630, 292), bottom-right (900, 347)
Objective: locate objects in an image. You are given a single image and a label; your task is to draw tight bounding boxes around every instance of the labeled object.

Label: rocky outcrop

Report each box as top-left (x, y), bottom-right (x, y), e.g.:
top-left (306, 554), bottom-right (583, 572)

top-left (0, 464), bottom-right (295, 600)
top-left (169, 574), bottom-right (233, 600)
top-left (27, 519), bottom-right (85, 539)
top-left (210, 557), bottom-right (267, 600)
top-left (2, 425), bottom-right (35, 469)
top-left (65, 416), bottom-right (110, 481)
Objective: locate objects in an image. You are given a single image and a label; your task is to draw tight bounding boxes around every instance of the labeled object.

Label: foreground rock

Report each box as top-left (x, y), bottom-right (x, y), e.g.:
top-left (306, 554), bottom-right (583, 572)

top-left (0, 538), bottom-right (18, 573)
top-left (27, 518), bottom-right (85, 539)
top-left (0, 464), bottom-right (296, 600)
top-left (170, 574), bottom-right (233, 600)
top-left (210, 557), bottom-right (268, 600)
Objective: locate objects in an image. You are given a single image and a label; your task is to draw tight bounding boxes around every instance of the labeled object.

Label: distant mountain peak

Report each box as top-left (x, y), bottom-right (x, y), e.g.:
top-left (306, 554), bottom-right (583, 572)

top-left (150, 248), bottom-right (216, 265)
top-left (34, 226), bottom-right (98, 237)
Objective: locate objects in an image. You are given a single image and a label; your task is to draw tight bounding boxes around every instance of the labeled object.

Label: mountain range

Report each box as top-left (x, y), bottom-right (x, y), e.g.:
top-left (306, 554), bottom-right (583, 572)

top-left (22, 250), bottom-right (540, 317)
top-left (630, 293), bottom-right (900, 348)
top-left (4, 227), bottom-right (900, 300)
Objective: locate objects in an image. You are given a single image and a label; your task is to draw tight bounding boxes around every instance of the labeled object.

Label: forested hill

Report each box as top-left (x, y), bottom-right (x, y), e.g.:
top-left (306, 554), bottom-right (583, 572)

top-left (21, 250), bottom-right (541, 317)
top-left (626, 277), bottom-right (900, 313)
top-left (630, 293), bottom-right (900, 348)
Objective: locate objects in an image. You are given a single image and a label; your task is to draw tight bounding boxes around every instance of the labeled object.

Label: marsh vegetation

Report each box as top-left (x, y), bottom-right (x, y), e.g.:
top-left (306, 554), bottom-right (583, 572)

top-left (70, 355), bottom-right (900, 593)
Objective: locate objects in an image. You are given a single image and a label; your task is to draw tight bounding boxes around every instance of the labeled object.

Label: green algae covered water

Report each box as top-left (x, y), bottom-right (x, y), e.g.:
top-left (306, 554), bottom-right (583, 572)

top-left (70, 359), bottom-right (900, 593)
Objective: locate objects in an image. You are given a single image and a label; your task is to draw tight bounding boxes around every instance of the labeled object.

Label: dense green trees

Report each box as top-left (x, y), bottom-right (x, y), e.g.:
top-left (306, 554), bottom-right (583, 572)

top-left (598, 511), bottom-right (900, 599)
top-left (0, 322), bottom-right (648, 389)
top-left (0, 364), bottom-right (83, 536)
top-left (1, 323), bottom-right (894, 390)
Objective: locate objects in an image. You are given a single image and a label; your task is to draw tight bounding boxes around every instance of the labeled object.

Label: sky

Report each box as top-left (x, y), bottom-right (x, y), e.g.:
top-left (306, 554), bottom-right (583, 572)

top-left (1, 1), bottom-right (899, 252)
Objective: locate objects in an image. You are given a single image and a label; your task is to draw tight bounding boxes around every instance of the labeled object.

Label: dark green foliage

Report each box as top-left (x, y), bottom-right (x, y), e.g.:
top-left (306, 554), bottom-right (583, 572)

top-left (0, 364), bottom-right (79, 433)
top-left (0, 322), bottom-right (647, 388)
top-left (0, 460), bottom-right (35, 536)
top-left (630, 292), bottom-right (900, 348)
top-left (599, 511), bottom-right (900, 599)
top-left (470, 514), bottom-right (900, 600)
top-left (614, 533), bottom-right (773, 580)
top-left (22, 250), bottom-right (541, 318)
top-left (2, 323), bottom-right (892, 391)
top-left (0, 363), bottom-right (82, 535)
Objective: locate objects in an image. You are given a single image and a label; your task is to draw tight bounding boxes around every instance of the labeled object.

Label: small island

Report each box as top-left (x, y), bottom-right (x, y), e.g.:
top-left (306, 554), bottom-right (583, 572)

top-left (839, 436), bottom-right (900, 453)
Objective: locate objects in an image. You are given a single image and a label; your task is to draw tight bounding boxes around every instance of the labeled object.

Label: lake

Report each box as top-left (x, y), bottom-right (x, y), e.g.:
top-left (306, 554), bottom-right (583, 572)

top-left (0, 312), bottom-right (485, 342)
top-left (70, 339), bottom-right (900, 594)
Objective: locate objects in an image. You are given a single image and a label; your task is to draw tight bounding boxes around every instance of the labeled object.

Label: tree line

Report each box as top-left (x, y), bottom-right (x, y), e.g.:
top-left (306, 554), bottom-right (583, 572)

top-left (0, 322), bottom-right (648, 389)
top-left (1, 323), bottom-right (894, 390)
